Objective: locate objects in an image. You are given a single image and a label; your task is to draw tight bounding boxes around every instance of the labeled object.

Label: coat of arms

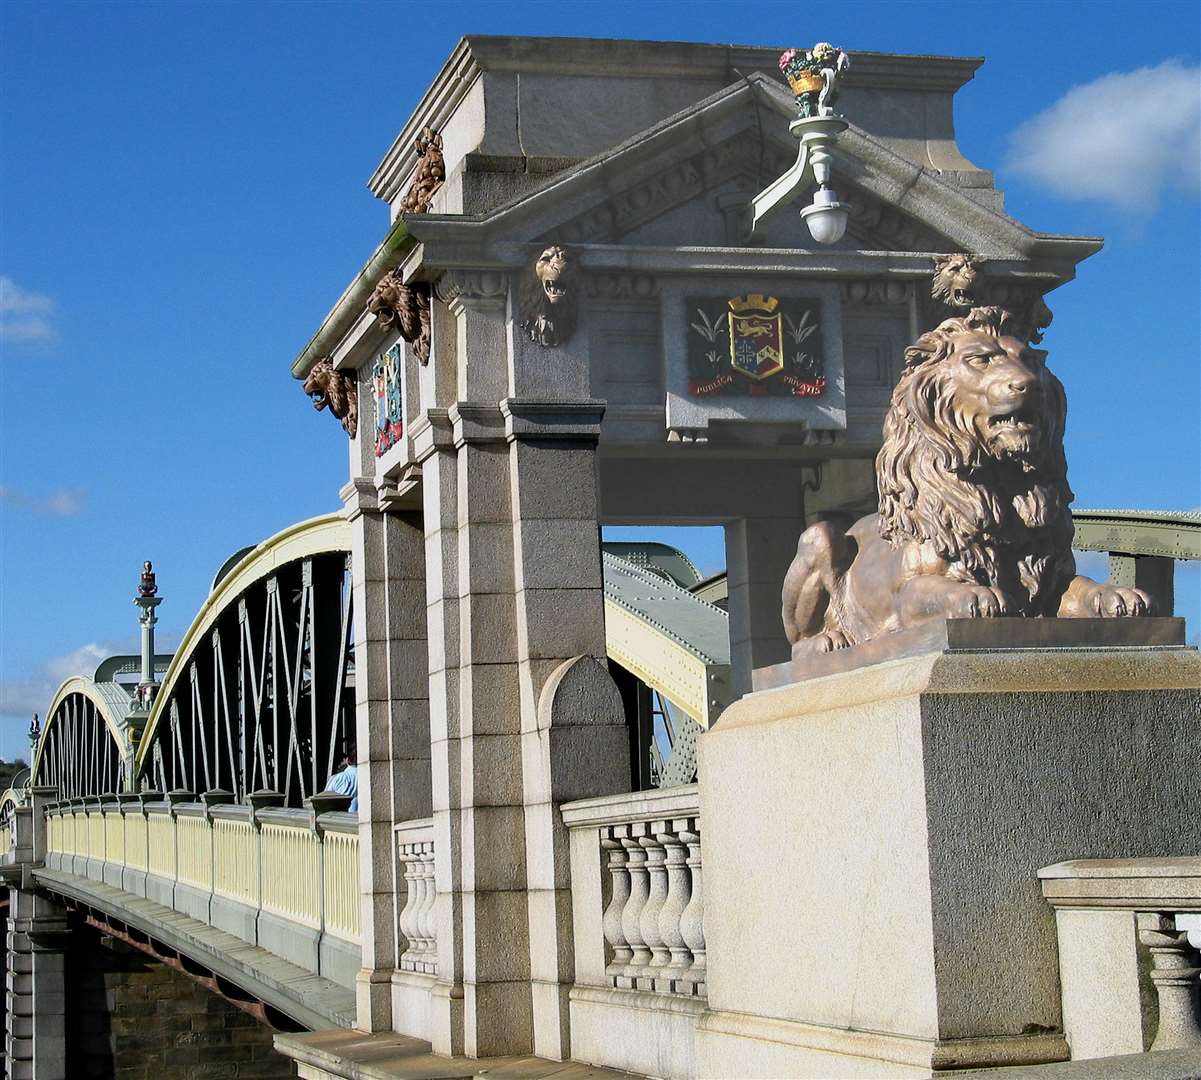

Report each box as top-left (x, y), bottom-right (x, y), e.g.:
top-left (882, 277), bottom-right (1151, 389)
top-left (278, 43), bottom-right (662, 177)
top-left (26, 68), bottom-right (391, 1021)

top-left (688, 293), bottom-right (826, 397)
top-left (372, 343), bottom-right (404, 456)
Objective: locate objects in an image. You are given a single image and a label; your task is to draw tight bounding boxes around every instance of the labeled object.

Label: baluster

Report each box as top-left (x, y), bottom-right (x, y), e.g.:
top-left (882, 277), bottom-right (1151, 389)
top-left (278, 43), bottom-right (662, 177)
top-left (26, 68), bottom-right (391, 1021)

top-left (657, 822), bottom-right (692, 992)
top-left (408, 850), bottom-right (429, 962)
top-left (639, 833), bottom-right (671, 980)
top-left (619, 828), bottom-right (651, 986)
top-left (1138, 912), bottom-right (1201, 1050)
top-left (417, 846), bottom-right (437, 970)
top-left (601, 833), bottom-right (632, 981)
top-left (397, 844), bottom-right (418, 967)
top-left (678, 824), bottom-right (705, 993)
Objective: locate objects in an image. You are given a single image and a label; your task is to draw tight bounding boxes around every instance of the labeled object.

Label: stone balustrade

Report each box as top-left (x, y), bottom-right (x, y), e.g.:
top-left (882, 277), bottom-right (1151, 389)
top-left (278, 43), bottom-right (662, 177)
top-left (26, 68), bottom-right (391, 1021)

top-left (1040, 858), bottom-right (1201, 1060)
top-left (562, 785), bottom-right (705, 1080)
top-left (42, 794), bottom-right (361, 989)
top-left (395, 818), bottom-right (437, 975)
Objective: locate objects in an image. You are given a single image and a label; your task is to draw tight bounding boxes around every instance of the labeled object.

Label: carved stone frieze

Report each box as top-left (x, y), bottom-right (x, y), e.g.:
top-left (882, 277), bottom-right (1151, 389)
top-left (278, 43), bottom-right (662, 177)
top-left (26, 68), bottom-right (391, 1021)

top-left (781, 305), bottom-right (1152, 657)
top-left (839, 280), bottom-right (911, 306)
top-left (435, 269), bottom-right (509, 310)
top-left (519, 245), bottom-right (577, 348)
top-left (845, 189), bottom-right (949, 253)
top-left (303, 357), bottom-right (359, 438)
top-left (397, 127), bottom-right (445, 215)
top-left (555, 132), bottom-right (768, 244)
top-left (367, 270), bottom-right (432, 364)
top-left (584, 273), bottom-right (660, 301)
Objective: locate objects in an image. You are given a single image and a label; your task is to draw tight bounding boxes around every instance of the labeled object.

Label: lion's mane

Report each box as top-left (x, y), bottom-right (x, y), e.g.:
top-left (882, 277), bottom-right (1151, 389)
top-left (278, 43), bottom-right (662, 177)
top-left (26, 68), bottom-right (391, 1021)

top-left (875, 306), bottom-right (1073, 607)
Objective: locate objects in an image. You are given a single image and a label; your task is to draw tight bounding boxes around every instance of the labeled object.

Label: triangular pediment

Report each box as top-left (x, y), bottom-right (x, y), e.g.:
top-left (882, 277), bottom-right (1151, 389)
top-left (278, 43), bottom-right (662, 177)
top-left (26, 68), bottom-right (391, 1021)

top-left (404, 72), bottom-right (1094, 267)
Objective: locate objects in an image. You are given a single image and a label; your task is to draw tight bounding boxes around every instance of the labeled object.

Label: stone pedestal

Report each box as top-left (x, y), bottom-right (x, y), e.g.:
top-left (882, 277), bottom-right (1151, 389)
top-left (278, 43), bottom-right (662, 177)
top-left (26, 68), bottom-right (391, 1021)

top-left (695, 633), bottom-right (1201, 1078)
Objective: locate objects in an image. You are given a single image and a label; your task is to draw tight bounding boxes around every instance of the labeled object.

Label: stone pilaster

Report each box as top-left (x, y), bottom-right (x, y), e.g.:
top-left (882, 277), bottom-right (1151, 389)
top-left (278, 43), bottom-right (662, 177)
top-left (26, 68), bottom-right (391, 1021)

top-left (343, 477), bottom-right (396, 1033)
top-left (504, 400), bottom-right (629, 1060)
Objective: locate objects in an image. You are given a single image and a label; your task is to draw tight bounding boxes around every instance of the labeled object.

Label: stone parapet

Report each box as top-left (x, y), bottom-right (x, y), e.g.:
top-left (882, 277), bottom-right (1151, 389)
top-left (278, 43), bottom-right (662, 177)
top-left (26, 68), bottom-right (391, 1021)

top-left (695, 642), bottom-right (1201, 1078)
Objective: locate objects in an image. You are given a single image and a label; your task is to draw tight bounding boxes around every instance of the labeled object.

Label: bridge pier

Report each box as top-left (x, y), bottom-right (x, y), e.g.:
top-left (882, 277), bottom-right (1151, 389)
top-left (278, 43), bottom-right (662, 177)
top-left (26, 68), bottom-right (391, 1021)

top-left (5, 888), bottom-right (68, 1080)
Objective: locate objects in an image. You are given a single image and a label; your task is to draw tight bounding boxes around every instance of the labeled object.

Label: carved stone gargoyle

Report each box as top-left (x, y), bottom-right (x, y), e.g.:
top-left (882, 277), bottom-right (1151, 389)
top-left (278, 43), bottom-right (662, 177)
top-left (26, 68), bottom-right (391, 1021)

top-left (367, 270), bottom-right (431, 364)
top-left (519, 245), bottom-right (577, 348)
top-left (397, 127), bottom-right (445, 215)
top-left (781, 305), bottom-right (1152, 657)
top-left (303, 357), bottom-right (358, 438)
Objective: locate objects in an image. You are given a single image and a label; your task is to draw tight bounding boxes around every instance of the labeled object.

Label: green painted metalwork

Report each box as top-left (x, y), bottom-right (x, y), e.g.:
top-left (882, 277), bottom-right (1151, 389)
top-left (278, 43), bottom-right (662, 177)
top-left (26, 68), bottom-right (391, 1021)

top-left (1071, 508), bottom-right (1201, 561)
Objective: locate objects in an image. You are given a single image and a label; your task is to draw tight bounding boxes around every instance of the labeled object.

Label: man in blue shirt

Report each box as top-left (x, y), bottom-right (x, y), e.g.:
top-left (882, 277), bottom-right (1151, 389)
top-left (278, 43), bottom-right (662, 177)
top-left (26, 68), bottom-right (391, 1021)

top-left (327, 741), bottom-right (358, 813)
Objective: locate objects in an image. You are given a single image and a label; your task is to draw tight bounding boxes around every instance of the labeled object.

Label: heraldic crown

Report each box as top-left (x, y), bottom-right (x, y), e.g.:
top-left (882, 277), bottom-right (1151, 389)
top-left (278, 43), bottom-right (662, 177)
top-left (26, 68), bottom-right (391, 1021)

top-left (728, 294), bottom-right (779, 313)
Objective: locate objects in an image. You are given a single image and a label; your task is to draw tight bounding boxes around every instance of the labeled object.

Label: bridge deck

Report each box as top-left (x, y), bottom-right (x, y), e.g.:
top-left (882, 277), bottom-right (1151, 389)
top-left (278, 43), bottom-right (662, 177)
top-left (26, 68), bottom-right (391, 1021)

top-left (35, 867), bottom-right (356, 1032)
top-left (276, 1028), bottom-right (642, 1078)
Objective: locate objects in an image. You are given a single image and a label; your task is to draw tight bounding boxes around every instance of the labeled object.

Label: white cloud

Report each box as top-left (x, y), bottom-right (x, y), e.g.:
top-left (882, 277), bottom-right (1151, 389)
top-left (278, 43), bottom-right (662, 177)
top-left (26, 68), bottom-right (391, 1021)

top-left (0, 643), bottom-right (113, 720)
top-left (0, 485), bottom-right (86, 516)
top-left (0, 276), bottom-right (58, 344)
top-left (1006, 61), bottom-right (1201, 210)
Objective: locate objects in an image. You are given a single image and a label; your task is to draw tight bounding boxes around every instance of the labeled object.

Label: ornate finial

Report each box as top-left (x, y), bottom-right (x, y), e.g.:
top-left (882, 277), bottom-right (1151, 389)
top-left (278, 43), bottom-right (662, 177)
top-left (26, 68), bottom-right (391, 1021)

top-left (138, 560), bottom-right (158, 598)
top-left (29, 714), bottom-right (40, 739)
top-left (779, 42), bottom-right (850, 119)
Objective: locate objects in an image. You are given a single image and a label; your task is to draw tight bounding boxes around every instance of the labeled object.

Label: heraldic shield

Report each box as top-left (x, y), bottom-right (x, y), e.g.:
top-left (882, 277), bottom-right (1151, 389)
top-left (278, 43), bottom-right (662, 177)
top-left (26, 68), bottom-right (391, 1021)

top-left (728, 294), bottom-right (784, 381)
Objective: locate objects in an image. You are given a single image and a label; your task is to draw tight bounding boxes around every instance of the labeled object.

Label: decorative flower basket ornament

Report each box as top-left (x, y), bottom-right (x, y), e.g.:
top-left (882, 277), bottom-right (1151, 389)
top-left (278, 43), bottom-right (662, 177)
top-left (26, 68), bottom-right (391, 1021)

top-left (779, 43), bottom-right (849, 119)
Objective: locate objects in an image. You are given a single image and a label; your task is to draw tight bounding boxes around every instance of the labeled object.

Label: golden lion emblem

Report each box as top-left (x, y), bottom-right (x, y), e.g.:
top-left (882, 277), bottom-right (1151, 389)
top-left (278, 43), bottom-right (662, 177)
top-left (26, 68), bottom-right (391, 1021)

top-left (519, 245), bottom-right (576, 347)
top-left (782, 306), bottom-right (1150, 655)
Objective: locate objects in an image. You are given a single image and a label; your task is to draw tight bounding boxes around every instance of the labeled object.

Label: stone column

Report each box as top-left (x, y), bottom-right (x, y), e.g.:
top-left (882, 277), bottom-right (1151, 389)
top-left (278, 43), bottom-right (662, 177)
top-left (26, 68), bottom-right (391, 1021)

top-left (344, 477), bottom-right (397, 1033)
top-left (506, 402), bottom-right (630, 1060)
top-left (414, 408), bottom-right (464, 1052)
top-left (6, 889), bottom-right (69, 1080)
top-left (724, 513), bottom-right (805, 696)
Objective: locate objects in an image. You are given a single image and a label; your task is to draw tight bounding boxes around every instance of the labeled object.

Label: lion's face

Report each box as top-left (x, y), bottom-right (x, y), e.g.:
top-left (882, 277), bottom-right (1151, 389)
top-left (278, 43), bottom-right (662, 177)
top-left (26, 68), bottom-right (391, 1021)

top-left (534, 246), bottom-right (570, 306)
top-left (932, 255), bottom-right (982, 309)
top-left (367, 280), bottom-right (402, 328)
top-left (939, 329), bottom-right (1050, 462)
top-left (304, 363), bottom-right (334, 412)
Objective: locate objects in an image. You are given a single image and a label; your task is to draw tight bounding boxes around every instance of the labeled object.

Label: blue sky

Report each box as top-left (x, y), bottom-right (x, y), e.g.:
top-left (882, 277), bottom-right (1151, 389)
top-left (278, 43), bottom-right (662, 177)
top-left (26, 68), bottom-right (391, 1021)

top-left (2, 1), bottom-right (1198, 760)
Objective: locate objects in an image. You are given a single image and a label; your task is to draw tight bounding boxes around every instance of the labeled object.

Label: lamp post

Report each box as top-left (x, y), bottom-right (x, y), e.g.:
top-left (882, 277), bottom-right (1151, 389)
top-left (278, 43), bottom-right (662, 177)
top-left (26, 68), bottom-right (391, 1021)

top-left (746, 43), bottom-right (852, 244)
top-left (133, 560), bottom-right (162, 713)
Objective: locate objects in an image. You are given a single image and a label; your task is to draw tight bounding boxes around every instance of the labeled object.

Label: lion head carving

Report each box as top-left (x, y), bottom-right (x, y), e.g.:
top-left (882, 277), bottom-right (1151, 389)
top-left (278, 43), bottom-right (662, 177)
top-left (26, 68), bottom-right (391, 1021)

top-left (877, 306), bottom-right (1071, 580)
top-left (367, 271), bottom-right (431, 364)
top-left (398, 127), bottom-right (444, 215)
top-left (519, 245), bottom-right (577, 348)
top-left (304, 358), bottom-right (358, 438)
top-left (931, 254), bottom-right (984, 310)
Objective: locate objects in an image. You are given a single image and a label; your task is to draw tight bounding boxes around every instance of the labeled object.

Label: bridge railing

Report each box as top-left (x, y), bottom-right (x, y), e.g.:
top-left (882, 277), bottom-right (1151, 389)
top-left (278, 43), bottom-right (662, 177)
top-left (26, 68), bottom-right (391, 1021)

top-left (561, 784), bottom-right (706, 1080)
top-left (43, 794), bottom-right (361, 990)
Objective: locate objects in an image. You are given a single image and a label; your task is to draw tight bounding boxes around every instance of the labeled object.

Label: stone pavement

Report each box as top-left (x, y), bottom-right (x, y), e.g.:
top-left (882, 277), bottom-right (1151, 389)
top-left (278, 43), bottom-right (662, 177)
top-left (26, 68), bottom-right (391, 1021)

top-left (276, 1028), bottom-right (642, 1079)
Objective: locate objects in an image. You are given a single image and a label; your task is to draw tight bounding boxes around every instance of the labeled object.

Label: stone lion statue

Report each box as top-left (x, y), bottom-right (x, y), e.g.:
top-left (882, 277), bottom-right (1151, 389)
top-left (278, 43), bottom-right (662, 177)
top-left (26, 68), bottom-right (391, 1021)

top-left (367, 271), bottom-right (431, 364)
top-left (782, 306), bottom-right (1150, 655)
top-left (303, 357), bottom-right (358, 438)
top-left (519, 245), bottom-right (576, 347)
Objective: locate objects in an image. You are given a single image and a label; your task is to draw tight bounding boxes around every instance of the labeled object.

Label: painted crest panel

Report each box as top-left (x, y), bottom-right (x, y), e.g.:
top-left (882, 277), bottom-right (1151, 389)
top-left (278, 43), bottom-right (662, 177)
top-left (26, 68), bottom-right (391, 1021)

top-left (687, 293), bottom-right (827, 398)
top-left (372, 343), bottom-right (404, 457)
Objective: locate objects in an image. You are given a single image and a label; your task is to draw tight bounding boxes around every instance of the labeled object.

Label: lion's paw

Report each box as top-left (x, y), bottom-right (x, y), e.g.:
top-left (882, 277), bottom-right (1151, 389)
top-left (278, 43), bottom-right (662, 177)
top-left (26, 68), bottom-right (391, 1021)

top-left (1083, 583), bottom-right (1153, 618)
top-left (947, 584), bottom-right (1010, 619)
top-left (814, 630), bottom-right (852, 653)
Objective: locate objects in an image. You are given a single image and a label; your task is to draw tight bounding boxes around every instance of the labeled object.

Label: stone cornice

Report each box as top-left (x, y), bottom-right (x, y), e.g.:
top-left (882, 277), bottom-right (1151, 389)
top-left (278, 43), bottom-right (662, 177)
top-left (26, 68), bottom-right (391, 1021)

top-left (501, 399), bottom-right (606, 442)
top-left (368, 36), bottom-right (983, 204)
top-left (410, 409), bottom-right (455, 463)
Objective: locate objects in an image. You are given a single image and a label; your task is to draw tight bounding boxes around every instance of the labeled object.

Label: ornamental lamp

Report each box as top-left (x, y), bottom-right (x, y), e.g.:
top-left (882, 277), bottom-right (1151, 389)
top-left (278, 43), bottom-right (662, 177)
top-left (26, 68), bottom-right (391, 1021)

top-left (747, 43), bottom-right (851, 245)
